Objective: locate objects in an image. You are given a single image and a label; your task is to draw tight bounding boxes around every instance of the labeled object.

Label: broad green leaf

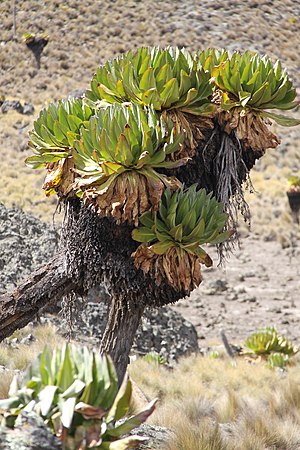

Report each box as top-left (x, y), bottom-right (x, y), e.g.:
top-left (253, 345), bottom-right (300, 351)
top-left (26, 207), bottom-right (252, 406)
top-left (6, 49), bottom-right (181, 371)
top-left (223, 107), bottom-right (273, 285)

top-left (107, 398), bottom-right (157, 438)
top-left (261, 111), bottom-right (300, 126)
top-left (106, 373), bottom-right (132, 423)
top-left (160, 78), bottom-right (180, 108)
top-left (132, 228), bottom-right (156, 243)
top-left (60, 397), bottom-right (76, 429)
top-left (150, 240), bottom-right (173, 255)
top-left (38, 385), bottom-right (58, 417)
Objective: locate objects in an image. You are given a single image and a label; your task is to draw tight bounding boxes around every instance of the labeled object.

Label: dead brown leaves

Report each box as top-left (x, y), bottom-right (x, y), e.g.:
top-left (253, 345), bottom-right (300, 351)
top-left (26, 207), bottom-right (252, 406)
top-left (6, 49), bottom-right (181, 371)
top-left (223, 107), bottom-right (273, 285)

top-left (165, 109), bottom-right (214, 159)
top-left (82, 172), bottom-right (166, 225)
top-left (218, 108), bottom-right (281, 150)
top-left (43, 157), bottom-right (75, 197)
top-left (132, 245), bottom-right (204, 292)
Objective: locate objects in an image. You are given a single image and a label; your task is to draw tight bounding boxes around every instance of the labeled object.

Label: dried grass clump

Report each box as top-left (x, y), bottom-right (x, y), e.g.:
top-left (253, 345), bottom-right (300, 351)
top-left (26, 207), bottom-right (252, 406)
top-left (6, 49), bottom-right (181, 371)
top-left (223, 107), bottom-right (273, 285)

top-left (130, 355), bottom-right (300, 450)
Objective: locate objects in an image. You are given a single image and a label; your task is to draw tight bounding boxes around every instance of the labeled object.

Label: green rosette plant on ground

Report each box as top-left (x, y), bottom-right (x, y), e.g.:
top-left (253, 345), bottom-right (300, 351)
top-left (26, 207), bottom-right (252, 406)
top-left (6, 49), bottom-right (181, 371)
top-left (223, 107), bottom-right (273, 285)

top-left (132, 185), bottom-right (232, 291)
top-left (287, 175), bottom-right (300, 193)
top-left (244, 326), bottom-right (298, 369)
top-left (86, 46), bottom-right (215, 158)
top-left (73, 103), bottom-right (186, 225)
top-left (25, 98), bottom-right (93, 196)
top-left (0, 344), bottom-right (156, 450)
top-left (211, 50), bottom-right (300, 149)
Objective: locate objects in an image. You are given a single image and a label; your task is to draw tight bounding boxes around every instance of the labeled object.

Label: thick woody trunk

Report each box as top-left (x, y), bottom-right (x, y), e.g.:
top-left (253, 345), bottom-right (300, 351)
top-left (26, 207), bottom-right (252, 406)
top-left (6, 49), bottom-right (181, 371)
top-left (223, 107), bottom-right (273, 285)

top-left (61, 198), bottom-right (187, 383)
top-left (100, 295), bottom-right (145, 382)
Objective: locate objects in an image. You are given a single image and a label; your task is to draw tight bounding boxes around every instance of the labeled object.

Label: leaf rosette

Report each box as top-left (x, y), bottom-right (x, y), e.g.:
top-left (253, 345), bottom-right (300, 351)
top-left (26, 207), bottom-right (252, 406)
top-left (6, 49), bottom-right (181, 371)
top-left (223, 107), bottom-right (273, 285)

top-left (86, 47), bottom-right (216, 158)
top-left (132, 185), bottom-right (232, 291)
top-left (73, 103), bottom-right (186, 225)
top-left (25, 98), bottom-right (93, 196)
top-left (211, 51), bottom-right (300, 149)
top-left (244, 326), bottom-right (298, 357)
top-left (0, 344), bottom-right (156, 449)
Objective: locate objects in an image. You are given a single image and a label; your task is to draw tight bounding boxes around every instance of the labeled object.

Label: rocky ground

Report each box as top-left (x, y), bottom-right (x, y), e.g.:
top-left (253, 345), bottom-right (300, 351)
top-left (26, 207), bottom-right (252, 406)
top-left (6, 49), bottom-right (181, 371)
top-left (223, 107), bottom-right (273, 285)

top-left (174, 235), bottom-right (300, 348)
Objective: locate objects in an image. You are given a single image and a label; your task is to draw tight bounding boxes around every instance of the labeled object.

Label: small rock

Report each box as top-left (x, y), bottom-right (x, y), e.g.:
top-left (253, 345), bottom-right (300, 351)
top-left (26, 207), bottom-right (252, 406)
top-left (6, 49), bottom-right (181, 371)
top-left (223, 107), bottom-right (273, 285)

top-left (226, 293), bottom-right (238, 301)
top-left (233, 285), bottom-right (246, 295)
top-left (22, 102), bottom-right (35, 115)
top-left (203, 279), bottom-right (228, 295)
top-left (0, 411), bottom-right (62, 450)
top-left (1, 100), bottom-right (23, 114)
top-left (20, 333), bottom-right (36, 345)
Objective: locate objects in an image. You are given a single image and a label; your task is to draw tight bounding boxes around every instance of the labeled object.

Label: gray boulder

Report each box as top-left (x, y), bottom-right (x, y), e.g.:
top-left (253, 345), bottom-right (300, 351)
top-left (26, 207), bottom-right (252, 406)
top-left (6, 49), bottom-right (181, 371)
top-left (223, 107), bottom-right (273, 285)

top-left (0, 203), bottom-right (58, 294)
top-left (0, 412), bottom-right (61, 450)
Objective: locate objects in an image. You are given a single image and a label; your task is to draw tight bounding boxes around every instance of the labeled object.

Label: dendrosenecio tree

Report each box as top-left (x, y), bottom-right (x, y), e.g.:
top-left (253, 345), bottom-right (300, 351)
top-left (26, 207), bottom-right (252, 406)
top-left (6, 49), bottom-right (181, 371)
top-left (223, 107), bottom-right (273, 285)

top-left (0, 47), bottom-right (299, 384)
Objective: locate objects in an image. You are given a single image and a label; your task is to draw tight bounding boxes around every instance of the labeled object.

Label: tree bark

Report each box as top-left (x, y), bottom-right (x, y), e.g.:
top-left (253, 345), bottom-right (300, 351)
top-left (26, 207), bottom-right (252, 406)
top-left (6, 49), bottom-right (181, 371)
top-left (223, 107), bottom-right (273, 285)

top-left (100, 294), bottom-right (145, 383)
top-left (0, 254), bottom-right (76, 342)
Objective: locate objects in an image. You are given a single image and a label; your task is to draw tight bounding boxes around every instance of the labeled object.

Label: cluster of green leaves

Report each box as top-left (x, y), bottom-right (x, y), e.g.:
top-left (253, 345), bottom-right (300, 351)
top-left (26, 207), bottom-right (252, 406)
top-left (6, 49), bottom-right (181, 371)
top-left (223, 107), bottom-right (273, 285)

top-left (196, 48), bottom-right (229, 74)
top-left (0, 344), bottom-right (156, 449)
top-left (211, 50), bottom-right (300, 126)
top-left (25, 98), bottom-right (93, 169)
top-left (267, 353), bottom-right (290, 369)
top-left (288, 175), bottom-right (300, 188)
top-left (244, 326), bottom-right (298, 364)
top-left (74, 102), bottom-right (185, 192)
top-left (143, 351), bottom-right (167, 366)
top-left (132, 185), bottom-right (232, 261)
top-left (86, 47), bottom-right (214, 115)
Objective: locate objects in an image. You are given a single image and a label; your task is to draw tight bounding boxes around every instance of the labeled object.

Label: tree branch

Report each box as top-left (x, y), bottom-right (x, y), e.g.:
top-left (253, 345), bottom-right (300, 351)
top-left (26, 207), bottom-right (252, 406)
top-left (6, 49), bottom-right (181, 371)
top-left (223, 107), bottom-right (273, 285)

top-left (0, 254), bottom-right (77, 342)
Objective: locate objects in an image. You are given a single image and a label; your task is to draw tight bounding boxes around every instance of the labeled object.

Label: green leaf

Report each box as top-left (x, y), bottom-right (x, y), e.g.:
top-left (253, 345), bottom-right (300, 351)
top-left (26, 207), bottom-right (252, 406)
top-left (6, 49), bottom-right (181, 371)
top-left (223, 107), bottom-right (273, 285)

top-left (261, 111), bottom-right (300, 126)
top-left (60, 397), bottom-right (76, 429)
top-left (106, 373), bottom-right (132, 423)
top-left (139, 211), bottom-right (154, 228)
top-left (38, 385), bottom-right (58, 417)
top-left (150, 240), bottom-right (173, 255)
top-left (25, 155), bottom-right (47, 169)
top-left (160, 78), bottom-right (180, 108)
top-left (132, 227), bottom-right (156, 243)
top-left (107, 398), bottom-right (157, 438)
top-left (139, 67), bottom-right (156, 91)
top-left (56, 344), bottom-right (74, 391)
top-left (60, 379), bottom-right (86, 399)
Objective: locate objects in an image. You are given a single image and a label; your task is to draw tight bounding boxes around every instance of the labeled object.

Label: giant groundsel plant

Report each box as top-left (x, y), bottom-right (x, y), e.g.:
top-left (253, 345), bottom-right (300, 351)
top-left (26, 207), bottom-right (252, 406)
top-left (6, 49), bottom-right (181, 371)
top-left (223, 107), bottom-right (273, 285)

top-left (25, 98), bottom-right (93, 196)
top-left (211, 50), bottom-right (300, 149)
top-left (23, 45), bottom-right (300, 306)
top-left (0, 344), bottom-right (156, 449)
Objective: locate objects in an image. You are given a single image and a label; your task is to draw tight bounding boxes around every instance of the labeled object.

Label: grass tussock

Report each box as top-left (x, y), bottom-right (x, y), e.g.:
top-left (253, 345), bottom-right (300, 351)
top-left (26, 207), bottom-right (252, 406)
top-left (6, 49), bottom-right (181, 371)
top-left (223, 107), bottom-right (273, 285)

top-left (0, 323), bottom-right (64, 397)
top-left (130, 355), bottom-right (300, 450)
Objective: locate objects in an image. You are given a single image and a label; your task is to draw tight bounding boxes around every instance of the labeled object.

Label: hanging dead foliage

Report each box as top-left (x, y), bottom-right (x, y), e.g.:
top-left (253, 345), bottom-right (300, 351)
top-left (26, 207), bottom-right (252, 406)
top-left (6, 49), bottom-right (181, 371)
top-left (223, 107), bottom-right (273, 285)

top-left (165, 109), bottom-right (215, 160)
top-left (80, 172), bottom-right (181, 226)
top-left (218, 108), bottom-right (281, 150)
top-left (132, 245), bottom-right (213, 292)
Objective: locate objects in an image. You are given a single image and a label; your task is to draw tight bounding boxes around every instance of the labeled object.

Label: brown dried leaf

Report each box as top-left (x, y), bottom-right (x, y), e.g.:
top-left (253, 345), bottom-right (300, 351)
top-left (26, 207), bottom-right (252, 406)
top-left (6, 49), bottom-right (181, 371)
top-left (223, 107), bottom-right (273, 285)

top-left (132, 245), bottom-right (204, 293)
top-left (166, 109), bottom-right (214, 160)
top-left (218, 108), bottom-right (280, 150)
